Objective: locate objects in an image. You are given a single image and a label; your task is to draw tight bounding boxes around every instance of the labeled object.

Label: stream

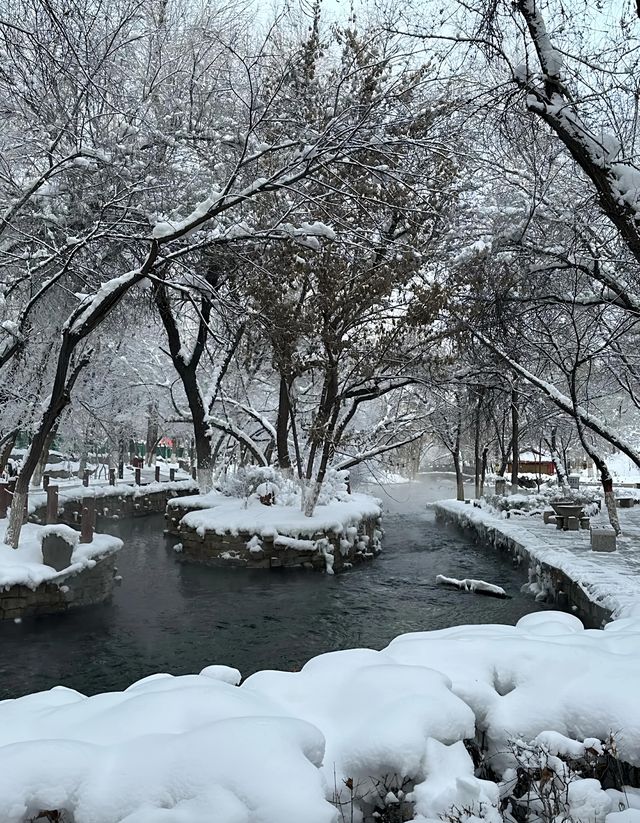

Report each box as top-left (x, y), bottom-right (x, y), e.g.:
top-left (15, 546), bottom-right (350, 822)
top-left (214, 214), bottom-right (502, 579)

top-left (0, 476), bottom-right (550, 698)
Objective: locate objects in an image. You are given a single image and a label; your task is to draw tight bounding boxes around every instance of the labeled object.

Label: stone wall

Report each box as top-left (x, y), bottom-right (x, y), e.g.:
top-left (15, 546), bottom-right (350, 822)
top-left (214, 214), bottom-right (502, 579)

top-left (31, 486), bottom-right (195, 526)
top-left (434, 504), bottom-right (612, 629)
top-left (0, 554), bottom-right (118, 621)
top-left (174, 515), bottom-right (382, 572)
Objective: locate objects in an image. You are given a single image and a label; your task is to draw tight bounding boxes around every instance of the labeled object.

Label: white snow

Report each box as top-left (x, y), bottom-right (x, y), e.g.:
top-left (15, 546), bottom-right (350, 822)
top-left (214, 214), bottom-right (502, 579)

top-left (0, 519), bottom-right (122, 589)
top-left (4, 613), bottom-right (640, 821)
top-left (435, 498), bottom-right (640, 621)
top-left (436, 574), bottom-right (507, 597)
top-left (179, 491), bottom-right (381, 540)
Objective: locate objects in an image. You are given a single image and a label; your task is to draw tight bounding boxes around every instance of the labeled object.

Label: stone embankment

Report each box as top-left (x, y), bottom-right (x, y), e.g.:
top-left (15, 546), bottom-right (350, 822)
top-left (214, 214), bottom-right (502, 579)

top-left (166, 492), bottom-right (383, 572)
top-left (435, 499), bottom-right (640, 627)
top-left (0, 479), bottom-right (197, 620)
top-left (30, 480), bottom-right (198, 525)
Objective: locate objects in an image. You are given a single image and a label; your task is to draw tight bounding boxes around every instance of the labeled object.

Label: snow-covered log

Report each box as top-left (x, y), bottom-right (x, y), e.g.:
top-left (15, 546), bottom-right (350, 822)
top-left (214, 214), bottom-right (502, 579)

top-left (436, 574), bottom-right (509, 598)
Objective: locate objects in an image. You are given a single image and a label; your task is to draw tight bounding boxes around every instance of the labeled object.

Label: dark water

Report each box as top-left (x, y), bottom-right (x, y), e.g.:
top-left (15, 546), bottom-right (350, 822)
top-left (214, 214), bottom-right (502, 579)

top-left (0, 478), bottom-right (550, 698)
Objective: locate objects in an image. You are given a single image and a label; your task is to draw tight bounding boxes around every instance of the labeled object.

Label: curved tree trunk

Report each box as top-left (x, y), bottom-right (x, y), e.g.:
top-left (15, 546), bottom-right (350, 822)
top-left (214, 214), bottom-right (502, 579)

top-left (0, 429), bottom-right (18, 476)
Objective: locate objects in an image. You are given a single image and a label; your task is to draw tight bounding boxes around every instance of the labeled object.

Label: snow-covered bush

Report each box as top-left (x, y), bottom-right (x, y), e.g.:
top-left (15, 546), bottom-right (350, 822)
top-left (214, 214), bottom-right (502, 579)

top-left (221, 466), bottom-right (281, 502)
top-left (220, 466), bottom-right (351, 508)
top-left (483, 487), bottom-right (601, 516)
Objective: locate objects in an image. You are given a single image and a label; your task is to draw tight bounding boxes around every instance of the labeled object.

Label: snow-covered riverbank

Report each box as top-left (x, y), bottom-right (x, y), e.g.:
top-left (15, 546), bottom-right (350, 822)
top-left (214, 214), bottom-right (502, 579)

top-left (0, 519), bottom-right (122, 589)
top-left (2, 610), bottom-right (640, 823)
top-left (435, 499), bottom-right (640, 622)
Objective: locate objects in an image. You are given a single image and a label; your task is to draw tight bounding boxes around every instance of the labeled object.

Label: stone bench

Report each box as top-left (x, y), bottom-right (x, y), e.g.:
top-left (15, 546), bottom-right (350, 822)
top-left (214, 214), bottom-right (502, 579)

top-left (591, 526), bottom-right (616, 552)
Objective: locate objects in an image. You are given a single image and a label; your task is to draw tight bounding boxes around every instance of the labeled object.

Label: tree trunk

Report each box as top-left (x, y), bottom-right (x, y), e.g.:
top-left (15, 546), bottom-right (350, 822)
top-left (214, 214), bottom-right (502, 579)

top-left (548, 427), bottom-right (571, 494)
top-left (601, 472), bottom-right (621, 536)
top-left (77, 443), bottom-right (88, 480)
top-left (473, 390), bottom-right (484, 498)
top-left (5, 344), bottom-right (89, 547)
top-left (32, 428), bottom-right (57, 488)
top-left (145, 403), bottom-right (159, 467)
top-left (276, 375), bottom-right (292, 472)
top-left (480, 446), bottom-right (488, 497)
top-left (452, 423), bottom-right (465, 501)
top-left (453, 449), bottom-right (465, 501)
top-left (192, 410), bottom-right (213, 493)
top-left (570, 374), bottom-right (621, 534)
top-left (0, 429), bottom-right (18, 475)
top-left (510, 384), bottom-right (519, 493)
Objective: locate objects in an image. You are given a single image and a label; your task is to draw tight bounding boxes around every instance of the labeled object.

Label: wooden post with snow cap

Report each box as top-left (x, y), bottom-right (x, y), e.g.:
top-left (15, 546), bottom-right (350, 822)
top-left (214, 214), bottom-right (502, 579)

top-left (46, 485), bottom-right (58, 525)
top-left (109, 468), bottom-right (116, 486)
top-left (155, 465), bottom-right (160, 483)
top-left (169, 468), bottom-right (176, 482)
top-left (135, 467), bottom-right (141, 486)
top-left (83, 469), bottom-right (90, 487)
top-left (80, 497), bottom-right (95, 543)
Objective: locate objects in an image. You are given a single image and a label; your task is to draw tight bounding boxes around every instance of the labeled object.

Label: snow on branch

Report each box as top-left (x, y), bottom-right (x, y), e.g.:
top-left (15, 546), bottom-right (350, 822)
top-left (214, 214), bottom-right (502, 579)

top-left (472, 329), bottom-right (640, 468)
top-left (515, 0), bottom-right (640, 270)
top-left (206, 415), bottom-right (268, 466)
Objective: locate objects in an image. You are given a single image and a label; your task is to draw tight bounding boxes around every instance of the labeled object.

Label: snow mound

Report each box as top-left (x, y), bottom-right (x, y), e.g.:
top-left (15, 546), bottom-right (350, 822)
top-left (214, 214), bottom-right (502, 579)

top-left (4, 614), bottom-right (640, 821)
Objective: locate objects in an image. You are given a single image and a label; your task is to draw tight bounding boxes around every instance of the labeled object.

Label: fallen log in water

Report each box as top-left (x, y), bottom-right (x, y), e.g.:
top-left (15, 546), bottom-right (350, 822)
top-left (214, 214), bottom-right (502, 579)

top-left (435, 574), bottom-right (510, 599)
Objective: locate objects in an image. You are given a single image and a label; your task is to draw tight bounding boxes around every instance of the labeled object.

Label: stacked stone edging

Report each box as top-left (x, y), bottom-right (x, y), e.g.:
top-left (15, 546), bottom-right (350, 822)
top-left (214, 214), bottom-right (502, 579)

top-left (174, 513), bottom-right (382, 571)
top-left (31, 485), bottom-right (196, 526)
top-left (434, 503), bottom-right (611, 628)
top-left (0, 554), bottom-right (117, 621)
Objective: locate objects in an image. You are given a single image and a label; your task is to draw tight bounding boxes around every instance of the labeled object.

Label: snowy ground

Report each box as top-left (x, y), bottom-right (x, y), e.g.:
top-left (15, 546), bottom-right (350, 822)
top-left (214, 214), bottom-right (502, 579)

top-left (0, 520), bottom-right (122, 588)
top-left (2, 611), bottom-right (640, 822)
top-left (435, 499), bottom-right (640, 621)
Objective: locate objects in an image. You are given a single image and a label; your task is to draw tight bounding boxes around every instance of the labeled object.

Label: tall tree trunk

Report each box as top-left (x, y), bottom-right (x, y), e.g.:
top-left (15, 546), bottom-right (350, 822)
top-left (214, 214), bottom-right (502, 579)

top-left (474, 395), bottom-right (483, 498)
top-left (145, 403), bottom-right (159, 467)
top-left (480, 446), bottom-right (488, 497)
top-left (276, 375), bottom-right (292, 472)
top-left (453, 427), bottom-right (464, 501)
top-left (569, 372), bottom-right (621, 534)
top-left (510, 384), bottom-right (519, 493)
top-left (5, 345), bottom-right (89, 547)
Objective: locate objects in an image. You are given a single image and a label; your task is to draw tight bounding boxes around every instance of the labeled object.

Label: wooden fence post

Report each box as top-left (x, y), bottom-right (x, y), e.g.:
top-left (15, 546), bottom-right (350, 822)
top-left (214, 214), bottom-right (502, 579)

top-left (83, 470), bottom-right (90, 487)
top-left (155, 465), bottom-right (160, 483)
top-left (169, 468), bottom-right (176, 482)
top-left (118, 461), bottom-right (124, 479)
top-left (80, 498), bottom-right (95, 543)
top-left (43, 475), bottom-right (50, 491)
top-left (191, 466), bottom-right (197, 481)
top-left (46, 485), bottom-right (59, 525)
top-left (109, 468), bottom-right (116, 486)
top-left (135, 467), bottom-right (141, 486)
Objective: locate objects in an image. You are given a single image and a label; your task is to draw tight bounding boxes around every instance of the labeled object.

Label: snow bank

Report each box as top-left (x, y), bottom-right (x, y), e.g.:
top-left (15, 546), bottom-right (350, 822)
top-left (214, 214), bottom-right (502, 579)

top-left (179, 491), bottom-right (381, 539)
top-left (58, 478), bottom-right (198, 503)
top-left (4, 613), bottom-right (640, 821)
top-left (0, 519), bottom-right (122, 589)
